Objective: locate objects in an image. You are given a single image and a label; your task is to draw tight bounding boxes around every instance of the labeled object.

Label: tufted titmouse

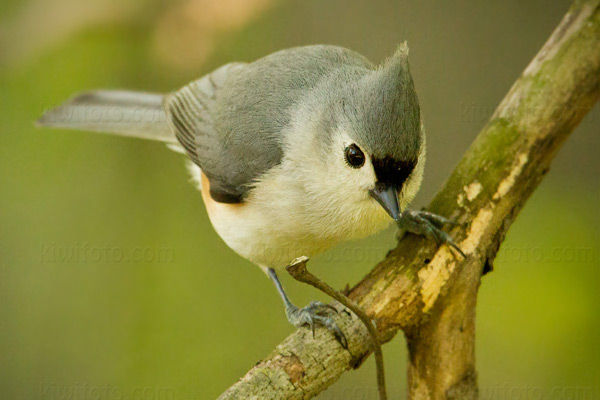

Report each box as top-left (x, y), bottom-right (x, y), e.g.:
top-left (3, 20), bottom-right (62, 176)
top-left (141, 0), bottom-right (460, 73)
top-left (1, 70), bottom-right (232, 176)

top-left (38, 43), bottom-right (463, 343)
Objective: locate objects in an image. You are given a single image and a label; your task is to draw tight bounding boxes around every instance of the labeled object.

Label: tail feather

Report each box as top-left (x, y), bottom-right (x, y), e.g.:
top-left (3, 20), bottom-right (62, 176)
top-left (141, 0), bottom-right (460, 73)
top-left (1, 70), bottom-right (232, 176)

top-left (37, 90), bottom-right (177, 144)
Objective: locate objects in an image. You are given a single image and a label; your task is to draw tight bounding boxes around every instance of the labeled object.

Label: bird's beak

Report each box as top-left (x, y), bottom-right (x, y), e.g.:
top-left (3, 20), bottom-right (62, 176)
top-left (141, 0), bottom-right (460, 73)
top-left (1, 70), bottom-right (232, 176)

top-left (369, 184), bottom-right (401, 222)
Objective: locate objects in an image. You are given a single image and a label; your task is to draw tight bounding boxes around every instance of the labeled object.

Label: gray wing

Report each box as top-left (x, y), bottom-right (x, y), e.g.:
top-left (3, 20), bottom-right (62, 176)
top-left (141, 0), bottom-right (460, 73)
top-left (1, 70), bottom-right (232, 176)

top-left (165, 45), bottom-right (374, 203)
top-left (165, 63), bottom-right (249, 203)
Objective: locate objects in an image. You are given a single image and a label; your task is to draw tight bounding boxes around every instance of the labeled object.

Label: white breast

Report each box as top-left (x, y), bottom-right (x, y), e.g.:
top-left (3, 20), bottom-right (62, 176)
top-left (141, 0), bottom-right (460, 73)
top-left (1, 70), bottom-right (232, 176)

top-left (199, 165), bottom-right (393, 269)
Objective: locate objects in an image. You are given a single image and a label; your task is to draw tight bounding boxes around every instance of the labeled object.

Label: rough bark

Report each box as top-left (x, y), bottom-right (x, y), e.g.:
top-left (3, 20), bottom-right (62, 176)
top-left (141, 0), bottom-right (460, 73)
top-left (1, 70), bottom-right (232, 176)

top-left (218, 2), bottom-right (600, 399)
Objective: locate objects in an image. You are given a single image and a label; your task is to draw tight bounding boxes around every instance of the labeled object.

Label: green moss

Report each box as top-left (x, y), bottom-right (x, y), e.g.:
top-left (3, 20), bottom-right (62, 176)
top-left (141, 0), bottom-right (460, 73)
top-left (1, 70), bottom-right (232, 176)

top-left (430, 117), bottom-right (521, 214)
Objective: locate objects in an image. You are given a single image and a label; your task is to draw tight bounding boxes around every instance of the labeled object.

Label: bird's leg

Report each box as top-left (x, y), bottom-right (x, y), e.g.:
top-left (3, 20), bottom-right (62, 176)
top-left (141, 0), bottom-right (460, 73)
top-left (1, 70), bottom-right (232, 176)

top-left (396, 210), bottom-right (466, 258)
top-left (267, 267), bottom-right (348, 349)
top-left (285, 257), bottom-right (388, 400)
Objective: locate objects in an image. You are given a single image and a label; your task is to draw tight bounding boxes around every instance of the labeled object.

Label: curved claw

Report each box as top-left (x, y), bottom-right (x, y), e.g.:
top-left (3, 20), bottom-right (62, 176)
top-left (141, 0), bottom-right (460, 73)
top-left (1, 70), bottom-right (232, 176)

top-left (305, 313), bottom-right (316, 338)
top-left (286, 302), bottom-right (348, 349)
top-left (397, 210), bottom-right (467, 258)
top-left (313, 314), bottom-right (348, 349)
top-left (432, 227), bottom-right (467, 258)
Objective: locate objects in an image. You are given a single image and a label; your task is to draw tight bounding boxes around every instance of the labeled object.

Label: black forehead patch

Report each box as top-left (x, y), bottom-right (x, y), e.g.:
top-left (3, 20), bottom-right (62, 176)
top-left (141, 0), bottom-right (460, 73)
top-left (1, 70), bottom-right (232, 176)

top-left (372, 156), bottom-right (416, 188)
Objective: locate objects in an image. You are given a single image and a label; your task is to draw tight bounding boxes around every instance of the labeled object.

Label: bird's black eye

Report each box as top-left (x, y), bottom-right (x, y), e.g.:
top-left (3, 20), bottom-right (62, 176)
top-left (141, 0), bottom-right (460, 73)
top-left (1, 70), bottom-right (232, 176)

top-left (344, 144), bottom-right (365, 168)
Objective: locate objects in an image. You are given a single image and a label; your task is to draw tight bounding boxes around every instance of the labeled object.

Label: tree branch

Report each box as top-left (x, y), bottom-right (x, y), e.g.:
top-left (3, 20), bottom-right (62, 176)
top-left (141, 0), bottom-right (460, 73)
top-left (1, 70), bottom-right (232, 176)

top-left (218, 2), bottom-right (600, 399)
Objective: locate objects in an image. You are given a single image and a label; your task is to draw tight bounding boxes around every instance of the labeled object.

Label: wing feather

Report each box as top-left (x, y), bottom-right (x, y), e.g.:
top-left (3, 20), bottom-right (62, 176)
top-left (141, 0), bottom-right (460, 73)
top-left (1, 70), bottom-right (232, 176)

top-left (165, 63), bottom-right (248, 203)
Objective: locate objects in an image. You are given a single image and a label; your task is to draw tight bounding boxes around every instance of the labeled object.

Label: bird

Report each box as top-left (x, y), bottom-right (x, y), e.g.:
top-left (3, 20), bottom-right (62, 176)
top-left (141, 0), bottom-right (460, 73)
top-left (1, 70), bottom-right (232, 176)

top-left (38, 43), bottom-right (463, 345)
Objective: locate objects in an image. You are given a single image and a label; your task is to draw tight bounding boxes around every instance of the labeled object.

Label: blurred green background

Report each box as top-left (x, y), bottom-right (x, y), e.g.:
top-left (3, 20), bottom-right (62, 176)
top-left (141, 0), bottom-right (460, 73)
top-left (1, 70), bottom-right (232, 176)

top-left (1, 0), bottom-right (599, 399)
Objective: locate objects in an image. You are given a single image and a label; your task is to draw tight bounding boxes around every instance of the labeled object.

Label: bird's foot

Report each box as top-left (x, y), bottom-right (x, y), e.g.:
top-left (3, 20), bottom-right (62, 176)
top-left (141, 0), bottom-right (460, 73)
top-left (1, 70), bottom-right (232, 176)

top-left (285, 300), bottom-right (348, 349)
top-left (397, 210), bottom-right (466, 258)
